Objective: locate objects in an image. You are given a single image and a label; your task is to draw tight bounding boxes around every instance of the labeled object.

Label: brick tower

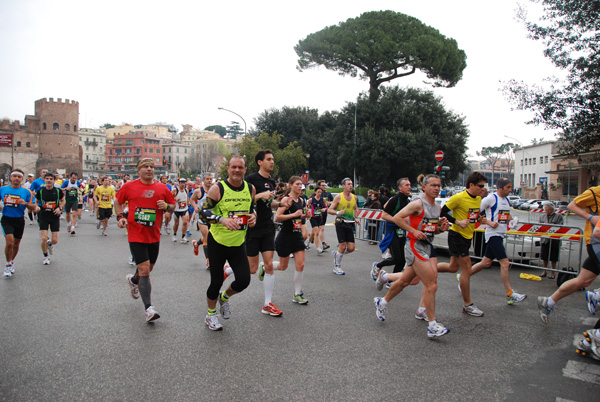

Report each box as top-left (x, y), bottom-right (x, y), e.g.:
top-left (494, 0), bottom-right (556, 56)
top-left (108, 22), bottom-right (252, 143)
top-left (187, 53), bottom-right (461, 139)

top-left (35, 97), bottom-right (82, 175)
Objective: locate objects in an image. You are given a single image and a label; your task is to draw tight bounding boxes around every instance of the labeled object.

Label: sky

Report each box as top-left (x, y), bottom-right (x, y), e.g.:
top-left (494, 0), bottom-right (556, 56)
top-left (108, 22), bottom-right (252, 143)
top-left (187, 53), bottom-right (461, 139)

top-left (0, 0), bottom-right (561, 158)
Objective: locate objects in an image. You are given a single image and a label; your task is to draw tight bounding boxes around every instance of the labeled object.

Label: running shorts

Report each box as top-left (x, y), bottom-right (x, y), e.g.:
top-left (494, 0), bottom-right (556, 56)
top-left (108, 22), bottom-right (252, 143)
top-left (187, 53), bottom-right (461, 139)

top-left (484, 236), bottom-right (508, 261)
top-left (38, 213), bottom-right (60, 232)
top-left (448, 230), bottom-right (471, 257)
top-left (405, 239), bottom-right (433, 266)
top-left (64, 201), bottom-right (78, 213)
top-left (173, 211), bottom-right (187, 219)
top-left (275, 232), bottom-right (305, 257)
top-left (1, 216), bottom-right (25, 239)
top-left (129, 242), bottom-right (160, 265)
top-left (583, 244), bottom-right (600, 275)
top-left (335, 221), bottom-right (355, 244)
top-left (98, 207), bottom-right (113, 220)
top-left (246, 231), bottom-right (275, 257)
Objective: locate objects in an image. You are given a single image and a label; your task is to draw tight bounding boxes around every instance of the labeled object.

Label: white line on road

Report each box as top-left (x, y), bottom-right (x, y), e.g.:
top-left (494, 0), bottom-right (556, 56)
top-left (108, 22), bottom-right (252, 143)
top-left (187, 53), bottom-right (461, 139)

top-left (562, 360), bottom-right (600, 384)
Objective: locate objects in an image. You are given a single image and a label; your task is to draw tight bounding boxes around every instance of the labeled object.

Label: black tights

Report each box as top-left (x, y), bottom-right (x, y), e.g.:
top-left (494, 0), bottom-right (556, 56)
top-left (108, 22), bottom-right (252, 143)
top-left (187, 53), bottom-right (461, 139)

top-left (376, 233), bottom-right (405, 273)
top-left (206, 233), bottom-right (251, 300)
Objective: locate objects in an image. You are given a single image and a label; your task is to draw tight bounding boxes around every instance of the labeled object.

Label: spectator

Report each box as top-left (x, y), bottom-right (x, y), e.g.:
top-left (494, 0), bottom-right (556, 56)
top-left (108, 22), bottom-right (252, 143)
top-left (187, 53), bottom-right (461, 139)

top-left (539, 201), bottom-right (564, 279)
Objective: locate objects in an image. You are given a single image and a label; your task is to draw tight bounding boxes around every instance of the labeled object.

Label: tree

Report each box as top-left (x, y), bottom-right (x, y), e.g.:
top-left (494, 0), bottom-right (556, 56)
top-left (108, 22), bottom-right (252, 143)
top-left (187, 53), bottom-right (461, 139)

top-left (204, 125), bottom-right (227, 137)
top-left (477, 144), bottom-right (513, 184)
top-left (295, 10), bottom-right (467, 102)
top-left (100, 123), bottom-right (115, 129)
top-left (504, 143), bottom-right (517, 176)
top-left (226, 121), bottom-right (244, 138)
top-left (503, 0), bottom-right (600, 155)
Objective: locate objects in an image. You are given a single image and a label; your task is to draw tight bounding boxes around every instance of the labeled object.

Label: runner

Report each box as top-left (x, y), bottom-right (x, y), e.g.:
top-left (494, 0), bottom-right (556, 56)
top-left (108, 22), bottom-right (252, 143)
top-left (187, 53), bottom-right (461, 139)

top-left (159, 175), bottom-right (172, 234)
top-left (29, 168), bottom-right (48, 194)
top-left (306, 186), bottom-right (327, 254)
top-left (275, 176), bottom-right (309, 305)
top-left (86, 178), bottom-right (98, 215)
top-left (22, 173), bottom-right (36, 225)
top-left (186, 180), bottom-right (195, 237)
top-left (373, 174), bottom-right (451, 338)
top-left (115, 158), bottom-right (176, 322)
top-left (317, 180), bottom-right (333, 250)
top-left (94, 176), bottom-right (116, 236)
top-left (35, 172), bottom-right (65, 265)
top-left (467, 178), bottom-right (527, 305)
top-left (1, 169), bottom-right (36, 277)
top-left (300, 185), bottom-right (310, 249)
top-left (245, 150), bottom-right (290, 317)
top-left (61, 172), bottom-right (81, 235)
top-left (327, 178), bottom-right (360, 275)
top-left (171, 178), bottom-right (190, 243)
top-left (439, 171), bottom-right (487, 317)
top-left (191, 173), bottom-right (214, 269)
top-left (370, 177), bottom-right (412, 282)
top-left (199, 155), bottom-right (257, 331)
top-left (537, 185), bottom-right (600, 324)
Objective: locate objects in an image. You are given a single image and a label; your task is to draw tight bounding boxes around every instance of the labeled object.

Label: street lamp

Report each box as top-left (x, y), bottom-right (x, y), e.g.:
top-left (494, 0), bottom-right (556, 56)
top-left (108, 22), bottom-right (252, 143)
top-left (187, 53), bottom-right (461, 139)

top-left (218, 107), bottom-right (247, 137)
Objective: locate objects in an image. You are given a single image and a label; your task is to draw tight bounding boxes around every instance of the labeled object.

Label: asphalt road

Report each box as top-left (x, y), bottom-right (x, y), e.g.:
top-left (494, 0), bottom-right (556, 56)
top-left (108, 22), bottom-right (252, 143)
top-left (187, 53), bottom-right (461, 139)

top-left (1, 213), bottom-right (599, 401)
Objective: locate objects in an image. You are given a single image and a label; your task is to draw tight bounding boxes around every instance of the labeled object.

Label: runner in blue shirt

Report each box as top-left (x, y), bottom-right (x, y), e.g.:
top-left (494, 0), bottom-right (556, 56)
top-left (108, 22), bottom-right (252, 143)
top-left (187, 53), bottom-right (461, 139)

top-left (1, 169), bottom-right (36, 278)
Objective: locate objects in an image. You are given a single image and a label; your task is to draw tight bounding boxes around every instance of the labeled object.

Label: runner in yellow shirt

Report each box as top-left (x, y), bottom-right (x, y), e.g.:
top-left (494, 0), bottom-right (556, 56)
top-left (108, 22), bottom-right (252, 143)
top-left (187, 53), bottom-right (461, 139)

top-left (94, 176), bottom-right (116, 236)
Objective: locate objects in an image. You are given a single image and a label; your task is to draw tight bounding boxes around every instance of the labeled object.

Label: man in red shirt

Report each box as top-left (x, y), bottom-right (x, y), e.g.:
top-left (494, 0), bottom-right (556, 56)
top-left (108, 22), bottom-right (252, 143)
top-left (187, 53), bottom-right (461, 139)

top-left (115, 158), bottom-right (176, 322)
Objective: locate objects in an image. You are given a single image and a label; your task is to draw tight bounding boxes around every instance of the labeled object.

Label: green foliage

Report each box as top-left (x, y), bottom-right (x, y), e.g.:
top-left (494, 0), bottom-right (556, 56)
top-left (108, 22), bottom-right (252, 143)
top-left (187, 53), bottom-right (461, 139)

top-left (503, 0), bottom-right (600, 155)
top-left (100, 123), bottom-right (115, 129)
top-left (204, 125), bottom-right (227, 137)
top-left (217, 132), bottom-right (307, 183)
top-left (477, 143), bottom-right (514, 182)
top-left (295, 10), bottom-right (467, 102)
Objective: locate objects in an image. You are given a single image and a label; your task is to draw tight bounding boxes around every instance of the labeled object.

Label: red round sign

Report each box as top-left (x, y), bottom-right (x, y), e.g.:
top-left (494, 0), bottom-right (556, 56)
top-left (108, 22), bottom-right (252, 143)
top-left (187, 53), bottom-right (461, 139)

top-left (435, 150), bottom-right (444, 161)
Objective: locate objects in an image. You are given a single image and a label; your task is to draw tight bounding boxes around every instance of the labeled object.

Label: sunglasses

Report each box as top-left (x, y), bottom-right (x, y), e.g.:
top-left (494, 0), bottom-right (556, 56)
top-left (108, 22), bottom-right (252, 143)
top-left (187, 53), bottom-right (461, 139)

top-left (477, 184), bottom-right (486, 188)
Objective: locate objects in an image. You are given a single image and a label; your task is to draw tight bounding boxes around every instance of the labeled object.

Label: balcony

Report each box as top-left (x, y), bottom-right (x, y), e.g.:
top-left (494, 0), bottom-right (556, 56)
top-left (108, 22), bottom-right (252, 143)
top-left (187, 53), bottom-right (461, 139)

top-left (84, 140), bottom-right (99, 147)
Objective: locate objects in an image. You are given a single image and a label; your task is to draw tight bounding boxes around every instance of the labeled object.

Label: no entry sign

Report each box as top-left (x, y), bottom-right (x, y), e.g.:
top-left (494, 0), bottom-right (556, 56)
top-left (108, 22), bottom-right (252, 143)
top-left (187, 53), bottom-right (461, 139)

top-left (435, 150), bottom-right (444, 161)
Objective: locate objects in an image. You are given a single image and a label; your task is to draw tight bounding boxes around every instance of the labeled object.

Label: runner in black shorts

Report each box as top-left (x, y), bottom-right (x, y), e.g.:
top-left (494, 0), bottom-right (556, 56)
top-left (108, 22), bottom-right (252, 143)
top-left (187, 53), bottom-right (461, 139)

top-left (245, 150), bottom-right (290, 317)
top-left (317, 180), bottom-right (333, 250)
top-left (35, 172), bottom-right (65, 265)
top-left (327, 178), bottom-right (360, 275)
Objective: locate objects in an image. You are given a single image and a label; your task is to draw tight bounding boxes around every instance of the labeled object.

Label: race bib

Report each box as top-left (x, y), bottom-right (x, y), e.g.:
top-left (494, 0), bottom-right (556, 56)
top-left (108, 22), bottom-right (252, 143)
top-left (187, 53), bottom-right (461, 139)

top-left (42, 201), bottom-right (57, 211)
top-left (468, 208), bottom-right (480, 223)
top-left (498, 209), bottom-right (510, 224)
top-left (101, 195), bottom-right (110, 202)
top-left (421, 217), bottom-right (438, 238)
top-left (292, 218), bottom-right (302, 231)
top-left (134, 207), bottom-right (156, 226)
top-left (314, 210), bottom-right (322, 216)
top-left (229, 211), bottom-right (248, 230)
top-left (68, 189), bottom-right (78, 197)
top-left (4, 195), bottom-right (20, 207)
top-left (178, 201), bottom-right (187, 209)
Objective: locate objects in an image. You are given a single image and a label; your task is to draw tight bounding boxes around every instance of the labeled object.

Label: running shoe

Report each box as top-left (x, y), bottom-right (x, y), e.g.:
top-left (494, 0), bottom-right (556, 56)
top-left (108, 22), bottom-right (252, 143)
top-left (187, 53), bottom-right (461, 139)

top-left (145, 305), bottom-right (160, 322)
top-left (382, 250), bottom-right (392, 260)
top-left (376, 269), bottom-right (387, 291)
top-left (415, 310), bottom-right (429, 321)
top-left (165, 225), bottom-right (171, 235)
top-left (223, 265), bottom-right (230, 280)
top-left (258, 262), bottom-right (265, 281)
top-left (172, 236), bottom-right (177, 242)
top-left (126, 274), bottom-right (140, 299)
top-left (101, 230), bottom-right (107, 236)
top-left (456, 273), bottom-right (461, 292)
top-left (8, 262), bottom-right (14, 274)
top-left (180, 236), bottom-right (189, 244)
top-left (262, 303), bottom-right (283, 316)
top-left (70, 230), bottom-right (75, 236)
top-left (219, 293), bottom-right (231, 319)
top-left (586, 291), bottom-right (599, 315)
top-left (462, 304), bottom-right (484, 317)
top-left (43, 257), bottom-right (50, 265)
top-left (332, 250), bottom-right (338, 266)
top-left (427, 323), bottom-right (450, 338)
top-left (186, 230), bottom-right (192, 237)
top-left (193, 240), bottom-right (199, 256)
top-left (385, 282), bottom-right (391, 289)
top-left (305, 241), bottom-right (311, 250)
top-left (292, 293), bottom-right (308, 305)
top-left (370, 262), bottom-right (380, 281)
top-left (128, 255), bottom-right (136, 266)
top-left (3, 266), bottom-right (11, 278)
top-left (96, 220), bottom-right (101, 229)
top-left (205, 314), bottom-right (223, 331)
top-left (47, 240), bottom-right (53, 255)
top-left (322, 242), bottom-right (330, 250)
top-left (333, 265), bottom-right (345, 275)
top-left (374, 297), bottom-right (387, 321)
top-left (537, 296), bottom-right (553, 324)
top-left (507, 291), bottom-right (527, 305)
top-left (206, 258), bottom-right (210, 270)
top-left (67, 224), bottom-right (72, 232)
top-left (316, 248), bottom-right (323, 254)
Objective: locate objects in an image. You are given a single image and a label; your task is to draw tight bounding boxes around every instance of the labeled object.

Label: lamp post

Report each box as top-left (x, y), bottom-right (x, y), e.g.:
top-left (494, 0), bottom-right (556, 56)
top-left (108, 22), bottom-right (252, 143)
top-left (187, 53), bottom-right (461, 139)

top-left (218, 107), bottom-right (247, 137)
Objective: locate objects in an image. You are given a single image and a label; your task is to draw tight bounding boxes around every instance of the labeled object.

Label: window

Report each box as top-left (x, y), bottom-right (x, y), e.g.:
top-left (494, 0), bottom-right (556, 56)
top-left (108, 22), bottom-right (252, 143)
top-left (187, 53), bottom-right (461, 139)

top-left (16, 141), bottom-right (21, 147)
top-left (136, 149), bottom-right (140, 154)
top-left (53, 123), bottom-right (59, 130)
top-left (149, 149), bottom-right (153, 153)
top-left (525, 159), bottom-right (527, 166)
top-left (43, 123), bottom-right (47, 130)
top-left (533, 173), bottom-right (536, 184)
top-left (65, 124), bottom-right (70, 131)
top-left (74, 125), bottom-right (77, 132)
top-left (545, 156), bottom-right (549, 163)
top-left (529, 158), bottom-right (532, 165)
top-left (115, 157), bottom-right (122, 163)
top-left (26, 142), bottom-right (30, 147)
top-left (540, 156), bottom-right (543, 164)
top-left (533, 158), bottom-right (536, 165)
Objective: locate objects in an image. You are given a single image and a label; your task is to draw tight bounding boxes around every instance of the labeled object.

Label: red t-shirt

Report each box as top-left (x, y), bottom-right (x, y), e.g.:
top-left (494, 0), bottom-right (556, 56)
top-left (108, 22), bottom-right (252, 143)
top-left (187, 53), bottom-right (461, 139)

top-left (116, 179), bottom-right (176, 243)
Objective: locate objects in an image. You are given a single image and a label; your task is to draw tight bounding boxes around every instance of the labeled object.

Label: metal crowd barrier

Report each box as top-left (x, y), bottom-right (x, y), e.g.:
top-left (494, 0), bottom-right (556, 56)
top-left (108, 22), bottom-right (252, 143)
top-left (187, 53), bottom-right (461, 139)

top-left (355, 208), bottom-right (585, 274)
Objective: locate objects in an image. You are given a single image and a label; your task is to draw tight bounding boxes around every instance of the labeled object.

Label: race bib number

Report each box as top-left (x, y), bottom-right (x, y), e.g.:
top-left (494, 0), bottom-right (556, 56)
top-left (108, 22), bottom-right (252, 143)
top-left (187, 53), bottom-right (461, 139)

top-left (68, 189), bottom-right (78, 197)
top-left (229, 211), bottom-right (248, 230)
top-left (421, 217), bottom-right (438, 238)
top-left (134, 207), bottom-right (156, 226)
top-left (314, 210), bottom-right (322, 217)
top-left (178, 201), bottom-right (187, 209)
top-left (101, 195), bottom-right (110, 202)
top-left (498, 209), bottom-right (510, 224)
top-left (42, 201), bottom-right (57, 211)
top-left (4, 195), bottom-right (20, 207)
top-left (468, 208), bottom-right (480, 223)
top-left (292, 218), bottom-right (302, 232)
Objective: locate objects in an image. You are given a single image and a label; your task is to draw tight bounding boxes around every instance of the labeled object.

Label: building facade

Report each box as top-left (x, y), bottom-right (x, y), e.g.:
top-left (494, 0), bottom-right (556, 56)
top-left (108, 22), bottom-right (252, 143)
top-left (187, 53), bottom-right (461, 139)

top-left (104, 130), bottom-right (164, 174)
top-left (79, 128), bottom-right (107, 177)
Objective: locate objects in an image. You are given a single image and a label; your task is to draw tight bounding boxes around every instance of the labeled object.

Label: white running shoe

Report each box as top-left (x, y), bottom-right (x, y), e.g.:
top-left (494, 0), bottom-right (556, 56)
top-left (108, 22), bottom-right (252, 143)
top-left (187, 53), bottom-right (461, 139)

top-left (145, 305), bottom-right (160, 322)
top-left (128, 255), bottom-right (136, 266)
top-left (415, 310), bottom-right (429, 321)
top-left (3, 266), bottom-right (11, 278)
top-left (316, 248), bottom-right (323, 254)
top-left (172, 235), bottom-right (178, 242)
top-left (507, 291), bottom-right (527, 305)
top-left (427, 322), bottom-right (450, 338)
top-left (374, 297), bottom-right (387, 321)
top-left (370, 262), bottom-right (380, 281)
top-left (43, 256), bottom-right (51, 265)
top-left (96, 220), bottom-right (101, 229)
top-left (47, 240), bottom-right (53, 255)
top-left (67, 224), bottom-right (72, 232)
top-left (205, 314), bottom-right (223, 331)
top-left (180, 236), bottom-right (189, 244)
top-left (382, 250), bottom-right (392, 260)
top-left (456, 273), bottom-right (461, 292)
top-left (219, 293), bottom-right (231, 319)
top-left (376, 269), bottom-right (387, 291)
top-left (8, 262), bottom-right (14, 274)
top-left (586, 291), bottom-right (599, 315)
top-left (126, 274), bottom-right (140, 299)
top-left (333, 265), bottom-right (345, 275)
top-left (463, 304), bottom-right (484, 317)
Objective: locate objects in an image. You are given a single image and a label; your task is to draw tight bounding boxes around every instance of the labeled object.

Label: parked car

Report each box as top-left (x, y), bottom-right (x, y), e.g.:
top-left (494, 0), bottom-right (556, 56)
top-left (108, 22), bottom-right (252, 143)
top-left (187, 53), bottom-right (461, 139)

top-left (555, 201), bottom-right (569, 210)
top-left (527, 200), bottom-right (546, 211)
top-left (517, 199), bottom-right (534, 210)
top-left (519, 199), bottom-right (545, 210)
top-left (356, 195), bottom-right (366, 208)
top-left (507, 195), bottom-right (521, 204)
top-left (512, 199), bottom-right (529, 209)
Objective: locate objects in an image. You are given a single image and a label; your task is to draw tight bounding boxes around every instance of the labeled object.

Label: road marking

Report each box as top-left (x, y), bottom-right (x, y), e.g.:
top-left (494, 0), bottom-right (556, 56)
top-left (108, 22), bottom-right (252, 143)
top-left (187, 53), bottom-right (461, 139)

top-left (562, 360), bottom-right (600, 384)
top-left (580, 317), bottom-right (597, 326)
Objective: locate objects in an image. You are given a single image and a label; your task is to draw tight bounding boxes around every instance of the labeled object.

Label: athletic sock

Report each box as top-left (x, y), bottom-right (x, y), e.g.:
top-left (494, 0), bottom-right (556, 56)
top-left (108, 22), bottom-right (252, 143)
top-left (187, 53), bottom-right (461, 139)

top-left (131, 270), bottom-right (140, 285)
top-left (548, 296), bottom-right (556, 307)
top-left (264, 273), bottom-right (274, 305)
top-left (418, 307), bottom-right (426, 314)
top-left (273, 261), bottom-right (280, 270)
top-left (207, 308), bottom-right (217, 316)
top-left (224, 266), bottom-right (233, 276)
top-left (381, 272), bottom-right (388, 282)
top-left (220, 291), bottom-right (229, 302)
top-left (43, 253), bottom-right (48, 257)
top-left (294, 271), bottom-right (303, 295)
top-left (428, 320), bottom-right (437, 329)
top-left (379, 298), bottom-right (388, 306)
top-left (202, 245), bottom-right (208, 258)
top-left (335, 252), bottom-right (343, 266)
top-left (138, 276), bottom-right (152, 309)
